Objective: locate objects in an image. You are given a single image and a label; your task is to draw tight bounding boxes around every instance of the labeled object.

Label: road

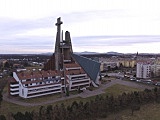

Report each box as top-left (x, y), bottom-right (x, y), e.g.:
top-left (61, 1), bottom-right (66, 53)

top-left (3, 79), bottom-right (154, 107)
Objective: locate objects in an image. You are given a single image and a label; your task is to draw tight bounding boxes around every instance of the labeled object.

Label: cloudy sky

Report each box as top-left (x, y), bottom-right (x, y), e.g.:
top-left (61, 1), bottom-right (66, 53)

top-left (1, 0), bottom-right (160, 54)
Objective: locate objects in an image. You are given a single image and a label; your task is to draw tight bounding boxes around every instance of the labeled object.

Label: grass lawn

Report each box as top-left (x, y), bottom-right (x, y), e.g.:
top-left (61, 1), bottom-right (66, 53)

top-left (0, 84), bottom-right (142, 116)
top-left (0, 101), bottom-right (36, 115)
top-left (99, 103), bottom-right (160, 120)
top-left (104, 84), bottom-right (142, 97)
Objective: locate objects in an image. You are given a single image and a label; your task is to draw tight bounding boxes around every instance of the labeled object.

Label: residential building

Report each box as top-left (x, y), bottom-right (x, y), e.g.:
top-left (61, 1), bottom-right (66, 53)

top-left (120, 59), bottom-right (136, 68)
top-left (9, 70), bottom-right (62, 98)
top-left (151, 64), bottom-right (160, 77)
top-left (136, 63), bottom-right (151, 78)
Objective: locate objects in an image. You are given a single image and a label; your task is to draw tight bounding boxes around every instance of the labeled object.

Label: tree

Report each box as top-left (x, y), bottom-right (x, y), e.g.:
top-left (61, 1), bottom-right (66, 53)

top-left (46, 105), bottom-right (53, 120)
top-left (6, 112), bottom-right (14, 120)
top-left (13, 112), bottom-right (26, 120)
top-left (0, 115), bottom-right (6, 120)
top-left (131, 104), bottom-right (140, 115)
top-left (52, 105), bottom-right (61, 120)
top-left (32, 111), bottom-right (39, 120)
top-left (39, 106), bottom-right (47, 120)
top-left (24, 111), bottom-right (33, 120)
top-left (83, 102), bottom-right (91, 118)
top-left (119, 63), bottom-right (123, 69)
top-left (23, 62), bottom-right (30, 67)
top-left (107, 66), bottom-right (111, 71)
top-left (59, 103), bottom-right (67, 120)
top-left (77, 101), bottom-right (84, 119)
top-left (130, 92), bottom-right (141, 115)
top-left (4, 62), bottom-right (9, 68)
top-left (66, 87), bottom-right (69, 96)
top-left (0, 90), bottom-right (2, 108)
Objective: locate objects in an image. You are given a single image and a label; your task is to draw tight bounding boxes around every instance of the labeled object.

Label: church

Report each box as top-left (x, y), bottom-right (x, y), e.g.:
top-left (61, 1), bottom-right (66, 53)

top-left (8, 18), bottom-right (100, 98)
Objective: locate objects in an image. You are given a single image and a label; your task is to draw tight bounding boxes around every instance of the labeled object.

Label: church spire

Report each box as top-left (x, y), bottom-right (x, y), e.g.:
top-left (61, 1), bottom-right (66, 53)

top-left (55, 17), bottom-right (63, 70)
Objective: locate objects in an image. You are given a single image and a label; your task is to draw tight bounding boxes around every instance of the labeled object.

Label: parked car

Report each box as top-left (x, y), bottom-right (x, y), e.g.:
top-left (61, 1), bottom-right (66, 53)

top-left (155, 82), bottom-right (160, 86)
top-left (130, 77), bottom-right (136, 81)
top-left (141, 79), bottom-right (153, 84)
top-left (136, 79), bottom-right (142, 82)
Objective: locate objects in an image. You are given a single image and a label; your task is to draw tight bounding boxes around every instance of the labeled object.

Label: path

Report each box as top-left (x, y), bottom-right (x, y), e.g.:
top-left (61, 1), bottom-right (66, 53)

top-left (3, 79), bottom-right (154, 107)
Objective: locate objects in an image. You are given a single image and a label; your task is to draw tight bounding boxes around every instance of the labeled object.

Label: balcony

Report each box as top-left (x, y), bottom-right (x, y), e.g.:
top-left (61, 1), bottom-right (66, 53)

top-left (71, 77), bottom-right (90, 82)
top-left (27, 90), bottom-right (61, 98)
top-left (70, 74), bottom-right (86, 78)
top-left (28, 83), bottom-right (61, 90)
top-left (43, 77), bottom-right (61, 83)
top-left (10, 88), bottom-right (19, 91)
top-left (28, 86), bottom-right (61, 94)
top-left (10, 92), bottom-right (19, 95)
top-left (64, 60), bottom-right (71, 63)
top-left (10, 84), bottom-right (19, 87)
top-left (71, 82), bottom-right (90, 87)
top-left (66, 67), bottom-right (81, 70)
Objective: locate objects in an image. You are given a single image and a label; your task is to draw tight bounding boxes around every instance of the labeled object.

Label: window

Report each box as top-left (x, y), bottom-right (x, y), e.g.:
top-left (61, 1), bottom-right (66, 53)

top-left (26, 79), bottom-right (31, 82)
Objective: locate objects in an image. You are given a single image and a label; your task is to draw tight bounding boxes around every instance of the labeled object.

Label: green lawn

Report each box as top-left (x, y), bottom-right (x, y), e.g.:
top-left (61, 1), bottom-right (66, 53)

top-left (0, 84), bottom-right (142, 116)
top-left (99, 103), bottom-right (160, 120)
top-left (104, 84), bottom-right (142, 97)
top-left (0, 101), bottom-right (36, 115)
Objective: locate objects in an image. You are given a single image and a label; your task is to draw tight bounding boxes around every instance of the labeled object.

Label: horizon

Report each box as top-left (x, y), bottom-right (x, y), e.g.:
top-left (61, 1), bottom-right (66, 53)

top-left (1, 50), bottom-right (160, 55)
top-left (1, 35), bottom-right (160, 54)
top-left (1, 0), bottom-right (160, 54)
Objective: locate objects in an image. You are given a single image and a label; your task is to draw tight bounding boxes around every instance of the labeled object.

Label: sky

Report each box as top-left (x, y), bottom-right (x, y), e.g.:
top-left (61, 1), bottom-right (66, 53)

top-left (1, 0), bottom-right (160, 54)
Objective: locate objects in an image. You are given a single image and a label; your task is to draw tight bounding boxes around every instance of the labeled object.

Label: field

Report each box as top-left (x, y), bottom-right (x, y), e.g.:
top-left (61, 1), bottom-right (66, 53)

top-left (103, 84), bottom-right (141, 97)
top-left (99, 103), bottom-right (160, 120)
top-left (0, 84), bottom-right (143, 116)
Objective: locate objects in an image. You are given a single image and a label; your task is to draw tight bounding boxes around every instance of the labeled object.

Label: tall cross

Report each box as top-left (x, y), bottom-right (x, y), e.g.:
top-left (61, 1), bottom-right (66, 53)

top-left (55, 17), bottom-right (63, 39)
top-left (55, 17), bottom-right (63, 26)
top-left (55, 17), bottom-right (63, 71)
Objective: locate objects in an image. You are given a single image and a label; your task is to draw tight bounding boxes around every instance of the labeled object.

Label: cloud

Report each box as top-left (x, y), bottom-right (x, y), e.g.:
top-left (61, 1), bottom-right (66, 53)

top-left (72, 35), bottom-right (160, 46)
top-left (1, 34), bottom-right (160, 54)
top-left (0, 35), bottom-right (55, 54)
top-left (0, 17), bottom-right (56, 36)
top-left (70, 35), bottom-right (160, 53)
top-left (1, 0), bottom-right (160, 53)
top-left (0, 17), bottom-right (57, 54)
top-left (62, 9), bottom-right (128, 24)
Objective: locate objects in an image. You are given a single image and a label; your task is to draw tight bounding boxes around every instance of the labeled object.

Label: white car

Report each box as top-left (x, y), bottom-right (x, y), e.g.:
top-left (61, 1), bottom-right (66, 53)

top-left (155, 82), bottom-right (160, 86)
top-left (130, 77), bottom-right (136, 81)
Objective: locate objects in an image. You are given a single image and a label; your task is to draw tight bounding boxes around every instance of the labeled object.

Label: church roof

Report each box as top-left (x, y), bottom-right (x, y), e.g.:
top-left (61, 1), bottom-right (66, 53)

top-left (72, 54), bottom-right (100, 82)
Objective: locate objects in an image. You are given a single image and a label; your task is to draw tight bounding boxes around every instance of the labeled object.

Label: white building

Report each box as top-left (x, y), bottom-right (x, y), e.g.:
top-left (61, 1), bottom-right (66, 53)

top-left (136, 63), bottom-right (151, 78)
top-left (9, 70), bottom-right (62, 98)
top-left (64, 63), bottom-right (91, 91)
top-left (9, 61), bottom-right (97, 99)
